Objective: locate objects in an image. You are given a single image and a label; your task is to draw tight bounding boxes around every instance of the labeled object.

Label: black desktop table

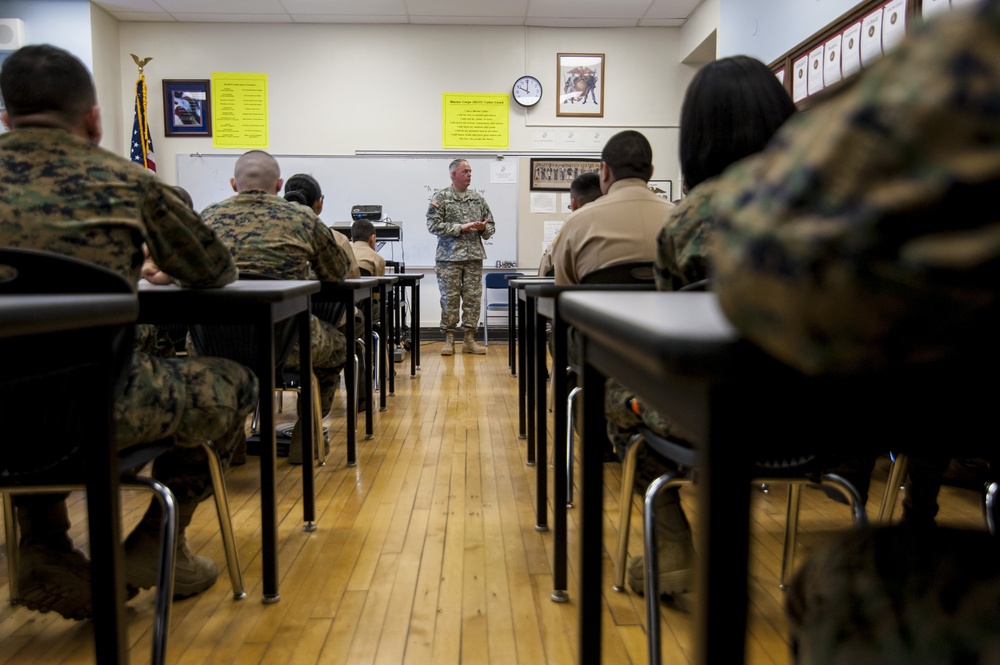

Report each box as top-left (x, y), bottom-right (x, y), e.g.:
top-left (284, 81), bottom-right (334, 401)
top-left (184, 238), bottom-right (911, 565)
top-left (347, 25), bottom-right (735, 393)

top-left (316, 278), bottom-right (377, 461)
top-left (1, 293), bottom-right (138, 665)
top-left (560, 290), bottom-right (992, 665)
top-left (370, 275), bottom-right (398, 410)
top-left (391, 273), bottom-right (423, 379)
top-left (138, 280), bottom-right (319, 603)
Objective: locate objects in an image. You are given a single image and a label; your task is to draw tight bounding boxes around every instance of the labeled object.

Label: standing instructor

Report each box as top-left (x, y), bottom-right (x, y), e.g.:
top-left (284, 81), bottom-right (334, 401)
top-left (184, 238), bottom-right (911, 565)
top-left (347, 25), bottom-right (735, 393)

top-left (427, 158), bottom-right (495, 355)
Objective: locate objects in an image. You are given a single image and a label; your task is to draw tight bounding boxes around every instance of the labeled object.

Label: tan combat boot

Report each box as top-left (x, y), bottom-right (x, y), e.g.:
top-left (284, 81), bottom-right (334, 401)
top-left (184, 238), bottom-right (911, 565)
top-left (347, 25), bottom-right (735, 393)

top-left (441, 332), bottom-right (455, 356)
top-left (626, 487), bottom-right (695, 605)
top-left (15, 495), bottom-right (94, 620)
top-left (126, 500), bottom-right (220, 598)
top-left (462, 330), bottom-right (486, 355)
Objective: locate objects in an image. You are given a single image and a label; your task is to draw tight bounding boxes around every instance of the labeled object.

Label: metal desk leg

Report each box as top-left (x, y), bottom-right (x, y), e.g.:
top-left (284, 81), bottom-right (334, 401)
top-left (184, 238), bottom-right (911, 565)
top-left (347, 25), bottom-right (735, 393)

top-left (579, 357), bottom-right (605, 663)
top-left (534, 302), bottom-right (548, 532)
top-left (364, 296), bottom-right (374, 439)
top-left (345, 303), bottom-right (358, 467)
top-left (508, 283), bottom-right (516, 373)
top-left (551, 308), bottom-right (568, 602)
top-left (525, 295), bottom-right (536, 466)
top-left (256, 318), bottom-right (280, 603)
top-left (298, 309), bottom-right (316, 531)
top-left (517, 294), bottom-right (527, 441)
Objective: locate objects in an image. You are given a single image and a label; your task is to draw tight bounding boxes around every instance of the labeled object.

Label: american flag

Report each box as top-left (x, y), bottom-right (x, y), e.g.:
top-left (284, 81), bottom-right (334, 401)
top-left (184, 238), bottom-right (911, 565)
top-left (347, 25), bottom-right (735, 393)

top-left (130, 76), bottom-right (156, 172)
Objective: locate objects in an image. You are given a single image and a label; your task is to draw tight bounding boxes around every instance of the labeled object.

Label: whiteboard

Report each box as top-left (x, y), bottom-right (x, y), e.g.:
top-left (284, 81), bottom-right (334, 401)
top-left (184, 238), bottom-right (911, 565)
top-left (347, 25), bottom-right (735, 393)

top-left (177, 154), bottom-right (518, 268)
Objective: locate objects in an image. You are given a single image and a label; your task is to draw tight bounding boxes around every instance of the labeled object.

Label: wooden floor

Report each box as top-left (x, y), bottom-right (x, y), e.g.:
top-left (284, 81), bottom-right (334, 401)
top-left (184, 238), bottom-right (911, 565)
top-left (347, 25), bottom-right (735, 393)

top-left (0, 340), bottom-right (986, 664)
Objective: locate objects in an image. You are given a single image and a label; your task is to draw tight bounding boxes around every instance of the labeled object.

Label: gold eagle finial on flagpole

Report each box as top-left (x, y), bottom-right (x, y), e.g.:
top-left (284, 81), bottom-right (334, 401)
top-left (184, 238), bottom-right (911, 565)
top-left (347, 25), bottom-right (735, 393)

top-left (130, 54), bottom-right (153, 75)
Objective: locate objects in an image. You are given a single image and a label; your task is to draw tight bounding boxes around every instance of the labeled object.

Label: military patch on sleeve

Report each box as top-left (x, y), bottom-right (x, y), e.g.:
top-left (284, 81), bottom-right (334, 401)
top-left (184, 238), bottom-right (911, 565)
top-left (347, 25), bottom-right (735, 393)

top-left (430, 199), bottom-right (441, 208)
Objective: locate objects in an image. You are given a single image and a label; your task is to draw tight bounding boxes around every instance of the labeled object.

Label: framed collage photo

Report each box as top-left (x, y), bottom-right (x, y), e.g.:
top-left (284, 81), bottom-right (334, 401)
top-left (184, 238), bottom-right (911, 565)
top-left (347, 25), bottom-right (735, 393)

top-left (162, 79), bottom-right (212, 137)
top-left (557, 53), bottom-right (604, 118)
top-left (530, 158), bottom-right (600, 191)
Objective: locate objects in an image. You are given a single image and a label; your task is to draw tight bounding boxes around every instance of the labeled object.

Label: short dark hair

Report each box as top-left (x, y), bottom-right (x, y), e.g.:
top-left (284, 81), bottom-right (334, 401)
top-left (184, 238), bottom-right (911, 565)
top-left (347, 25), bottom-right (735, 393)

top-left (679, 55), bottom-right (796, 191)
top-left (601, 130), bottom-right (654, 182)
top-left (352, 219), bottom-right (376, 242)
top-left (569, 172), bottom-right (602, 206)
top-left (284, 173), bottom-right (322, 207)
top-left (0, 44), bottom-right (96, 123)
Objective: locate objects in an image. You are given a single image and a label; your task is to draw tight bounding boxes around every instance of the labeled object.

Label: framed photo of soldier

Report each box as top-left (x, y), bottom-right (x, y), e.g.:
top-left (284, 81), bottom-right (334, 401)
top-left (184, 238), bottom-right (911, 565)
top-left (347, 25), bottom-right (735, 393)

top-left (530, 158), bottom-right (600, 191)
top-left (556, 53), bottom-right (604, 118)
top-left (162, 79), bottom-right (212, 137)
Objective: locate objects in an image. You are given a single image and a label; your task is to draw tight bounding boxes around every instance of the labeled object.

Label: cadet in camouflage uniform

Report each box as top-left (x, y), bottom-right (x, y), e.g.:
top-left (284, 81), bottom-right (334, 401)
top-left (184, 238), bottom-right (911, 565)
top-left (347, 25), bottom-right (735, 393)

top-left (201, 152), bottom-right (352, 418)
top-left (603, 58), bottom-right (797, 603)
top-left (426, 158), bottom-right (495, 355)
top-left (707, 4), bottom-right (1000, 658)
top-left (0, 44), bottom-right (259, 619)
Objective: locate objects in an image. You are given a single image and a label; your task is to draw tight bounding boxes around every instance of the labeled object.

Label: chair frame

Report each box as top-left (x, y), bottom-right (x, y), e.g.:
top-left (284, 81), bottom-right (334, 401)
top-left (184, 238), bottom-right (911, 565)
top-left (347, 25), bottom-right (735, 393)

top-left (483, 271), bottom-right (522, 345)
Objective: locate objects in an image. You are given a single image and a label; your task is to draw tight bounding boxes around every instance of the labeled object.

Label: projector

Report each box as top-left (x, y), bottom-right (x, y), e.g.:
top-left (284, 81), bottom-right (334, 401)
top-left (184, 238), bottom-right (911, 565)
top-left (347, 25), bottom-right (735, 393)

top-left (351, 205), bottom-right (382, 222)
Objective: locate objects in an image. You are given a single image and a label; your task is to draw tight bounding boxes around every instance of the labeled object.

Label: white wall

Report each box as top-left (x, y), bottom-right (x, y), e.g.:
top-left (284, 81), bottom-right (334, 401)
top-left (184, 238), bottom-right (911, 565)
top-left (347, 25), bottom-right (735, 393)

top-left (116, 21), bottom-right (690, 329)
top-left (0, 0), bottom-right (92, 67)
top-left (90, 4), bottom-right (122, 156)
top-left (719, 0), bottom-right (867, 63)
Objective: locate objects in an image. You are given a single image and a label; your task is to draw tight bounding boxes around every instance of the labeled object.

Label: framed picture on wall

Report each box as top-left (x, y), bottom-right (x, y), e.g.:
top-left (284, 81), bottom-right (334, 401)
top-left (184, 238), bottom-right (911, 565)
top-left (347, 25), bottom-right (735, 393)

top-left (556, 53), bottom-right (604, 118)
top-left (530, 158), bottom-right (600, 191)
top-left (162, 79), bottom-right (212, 137)
top-left (648, 180), bottom-right (673, 202)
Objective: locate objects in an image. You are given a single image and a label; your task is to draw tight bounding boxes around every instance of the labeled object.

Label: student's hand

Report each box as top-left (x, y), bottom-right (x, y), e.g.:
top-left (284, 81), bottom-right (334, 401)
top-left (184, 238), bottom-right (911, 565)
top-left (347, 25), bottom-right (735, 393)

top-left (141, 244), bottom-right (172, 285)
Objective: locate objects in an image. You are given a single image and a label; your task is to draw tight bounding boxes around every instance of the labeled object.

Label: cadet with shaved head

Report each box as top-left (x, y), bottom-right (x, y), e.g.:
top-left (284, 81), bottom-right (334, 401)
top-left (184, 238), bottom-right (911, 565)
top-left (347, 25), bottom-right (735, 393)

top-left (201, 151), bottom-right (352, 460)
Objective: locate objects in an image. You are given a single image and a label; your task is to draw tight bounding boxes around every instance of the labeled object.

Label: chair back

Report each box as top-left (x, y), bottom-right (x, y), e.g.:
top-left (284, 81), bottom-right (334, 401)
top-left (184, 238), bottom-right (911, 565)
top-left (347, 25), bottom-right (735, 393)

top-left (485, 271), bottom-right (522, 290)
top-left (580, 261), bottom-right (654, 285)
top-left (0, 248), bottom-right (136, 482)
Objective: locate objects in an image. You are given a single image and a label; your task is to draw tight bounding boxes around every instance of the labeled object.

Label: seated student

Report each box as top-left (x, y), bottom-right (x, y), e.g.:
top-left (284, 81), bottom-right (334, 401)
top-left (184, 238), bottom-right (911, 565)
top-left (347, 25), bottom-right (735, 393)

top-left (604, 56), bottom-right (797, 604)
top-left (282, 173), bottom-right (370, 422)
top-left (0, 44), bottom-right (259, 619)
top-left (706, 4), bottom-right (1000, 660)
top-left (350, 219), bottom-right (386, 277)
top-left (538, 172), bottom-right (602, 277)
top-left (201, 153), bottom-right (351, 442)
top-left (548, 130), bottom-right (673, 285)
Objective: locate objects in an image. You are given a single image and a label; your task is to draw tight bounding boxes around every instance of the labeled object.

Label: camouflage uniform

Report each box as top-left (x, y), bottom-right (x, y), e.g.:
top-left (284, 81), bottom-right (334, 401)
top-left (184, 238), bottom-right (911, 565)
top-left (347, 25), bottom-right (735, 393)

top-left (201, 191), bottom-right (352, 409)
top-left (711, 2), bottom-right (1000, 376)
top-left (0, 127), bottom-right (259, 503)
top-left (426, 185), bottom-right (495, 332)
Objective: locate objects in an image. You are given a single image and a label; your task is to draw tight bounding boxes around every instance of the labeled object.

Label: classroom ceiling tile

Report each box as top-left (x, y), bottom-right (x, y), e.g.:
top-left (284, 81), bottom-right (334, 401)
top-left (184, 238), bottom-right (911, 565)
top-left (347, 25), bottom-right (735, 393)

top-left (281, 0), bottom-right (409, 16)
top-left (90, 0), bottom-right (700, 25)
top-left (407, 0), bottom-right (529, 19)
top-left (644, 0), bottom-right (703, 20)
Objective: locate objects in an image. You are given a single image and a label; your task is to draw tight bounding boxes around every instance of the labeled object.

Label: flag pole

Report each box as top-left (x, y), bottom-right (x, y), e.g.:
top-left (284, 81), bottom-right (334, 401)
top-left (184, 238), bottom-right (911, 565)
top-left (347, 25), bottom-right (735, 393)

top-left (130, 54), bottom-right (155, 172)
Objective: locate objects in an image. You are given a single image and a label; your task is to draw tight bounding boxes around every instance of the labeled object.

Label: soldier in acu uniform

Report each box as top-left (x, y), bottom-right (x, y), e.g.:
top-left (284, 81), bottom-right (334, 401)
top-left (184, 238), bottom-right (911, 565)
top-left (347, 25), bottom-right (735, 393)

top-left (0, 44), bottom-right (259, 619)
top-left (426, 158), bottom-right (495, 355)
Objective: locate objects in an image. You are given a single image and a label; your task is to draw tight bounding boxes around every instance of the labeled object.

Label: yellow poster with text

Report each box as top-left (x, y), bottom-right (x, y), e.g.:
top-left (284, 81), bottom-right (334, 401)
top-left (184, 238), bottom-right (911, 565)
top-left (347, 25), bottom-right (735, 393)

top-left (442, 93), bottom-right (509, 149)
top-left (212, 73), bottom-right (269, 149)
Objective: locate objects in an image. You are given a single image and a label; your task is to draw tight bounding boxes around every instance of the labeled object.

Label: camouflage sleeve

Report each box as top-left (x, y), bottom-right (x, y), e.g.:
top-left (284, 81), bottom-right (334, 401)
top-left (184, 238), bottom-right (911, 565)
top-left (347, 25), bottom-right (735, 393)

top-left (654, 180), bottom-right (717, 292)
top-left (143, 183), bottom-right (237, 288)
top-left (710, 5), bottom-right (1000, 375)
top-left (426, 192), bottom-right (461, 238)
top-left (480, 198), bottom-right (496, 240)
top-left (310, 220), bottom-right (350, 282)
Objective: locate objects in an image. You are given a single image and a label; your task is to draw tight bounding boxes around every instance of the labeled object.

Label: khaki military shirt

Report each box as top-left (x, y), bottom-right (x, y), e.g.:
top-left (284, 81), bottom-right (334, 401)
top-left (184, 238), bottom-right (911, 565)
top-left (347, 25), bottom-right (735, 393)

top-left (711, 4), bottom-right (1000, 375)
top-left (426, 185), bottom-right (495, 262)
top-left (202, 190), bottom-right (350, 282)
top-left (550, 178), bottom-right (674, 284)
top-left (0, 127), bottom-right (235, 287)
top-left (351, 240), bottom-right (386, 276)
top-left (333, 227), bottom-right (361, 279)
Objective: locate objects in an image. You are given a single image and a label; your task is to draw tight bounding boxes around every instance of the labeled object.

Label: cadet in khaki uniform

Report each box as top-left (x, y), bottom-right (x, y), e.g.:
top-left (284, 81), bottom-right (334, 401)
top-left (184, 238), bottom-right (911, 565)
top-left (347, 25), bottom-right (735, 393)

top-left (350, 219), bottom-right (386, 277)
top-left (201, 154), bottom-right (352, 425)
top-left (548, 130), bottom-right (673, 285)
top-left (0, 44), bottom-right (259, 619)
top-left (426, 158), bottom-right (495, 355)
top-left (537, 171), bottom-right (602, 277)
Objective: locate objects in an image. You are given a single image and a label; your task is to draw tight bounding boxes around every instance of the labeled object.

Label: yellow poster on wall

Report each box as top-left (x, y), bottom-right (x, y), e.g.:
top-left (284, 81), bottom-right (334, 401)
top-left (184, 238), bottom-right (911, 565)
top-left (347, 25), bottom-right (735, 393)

top-left (442, 93), bottom-right (509, 149)
top-left (211, 73), bottom-right (269, 149)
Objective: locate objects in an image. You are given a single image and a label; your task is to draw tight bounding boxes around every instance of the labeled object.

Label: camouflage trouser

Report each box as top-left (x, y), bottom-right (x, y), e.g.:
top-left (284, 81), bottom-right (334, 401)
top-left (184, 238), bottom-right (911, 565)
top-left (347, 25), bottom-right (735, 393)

top-left (436, 260), bottom-right (483, 332)
top-left (787, 526), bottom-right (1000, 665)
top-left (115, 351), bottom-right (259, 504)
top-left (282, 313), bottom-right (348, 414)
top-left (604, 378), bottom-right (699, 493)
